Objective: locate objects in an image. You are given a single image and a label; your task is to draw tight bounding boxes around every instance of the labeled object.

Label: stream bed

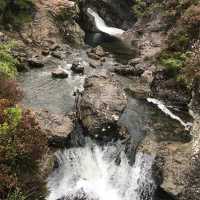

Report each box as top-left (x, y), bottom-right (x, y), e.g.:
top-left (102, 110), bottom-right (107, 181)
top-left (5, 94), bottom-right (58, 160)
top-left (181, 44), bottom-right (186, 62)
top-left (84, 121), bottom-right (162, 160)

top-left (18, 30), bottom-right (192, 200)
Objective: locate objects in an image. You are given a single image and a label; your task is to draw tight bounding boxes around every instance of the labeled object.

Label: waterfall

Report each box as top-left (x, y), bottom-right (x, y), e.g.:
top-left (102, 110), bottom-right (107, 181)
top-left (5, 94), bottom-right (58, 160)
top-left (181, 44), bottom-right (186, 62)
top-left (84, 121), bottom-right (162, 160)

top-left (147, 98), bottom-right (192, 130)
top-left (47, 143), bottom-right (155, 200)
top-left (87, 8), bottom-right (125, 38)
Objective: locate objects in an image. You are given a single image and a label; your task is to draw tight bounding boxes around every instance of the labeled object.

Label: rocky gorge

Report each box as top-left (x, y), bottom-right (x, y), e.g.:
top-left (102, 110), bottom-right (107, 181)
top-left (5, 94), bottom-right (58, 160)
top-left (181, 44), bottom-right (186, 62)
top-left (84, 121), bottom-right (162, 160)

top-left (0, 0), bottom-right (200, 200)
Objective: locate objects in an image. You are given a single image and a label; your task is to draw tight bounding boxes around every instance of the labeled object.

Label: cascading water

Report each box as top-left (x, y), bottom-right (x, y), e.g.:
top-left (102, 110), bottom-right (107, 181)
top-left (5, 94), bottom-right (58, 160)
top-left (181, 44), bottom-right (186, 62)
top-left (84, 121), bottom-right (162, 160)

top-left (47, 143), bottom-right (155, 200)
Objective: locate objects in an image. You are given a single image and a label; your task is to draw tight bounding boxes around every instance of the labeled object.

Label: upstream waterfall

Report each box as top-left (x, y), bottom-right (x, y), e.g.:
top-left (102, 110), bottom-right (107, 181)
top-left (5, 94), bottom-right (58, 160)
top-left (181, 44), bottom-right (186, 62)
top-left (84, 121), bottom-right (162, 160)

top-left (47, 143), bottom-right (155, 200)
top-left (87, 8), bottom-right (125, 38)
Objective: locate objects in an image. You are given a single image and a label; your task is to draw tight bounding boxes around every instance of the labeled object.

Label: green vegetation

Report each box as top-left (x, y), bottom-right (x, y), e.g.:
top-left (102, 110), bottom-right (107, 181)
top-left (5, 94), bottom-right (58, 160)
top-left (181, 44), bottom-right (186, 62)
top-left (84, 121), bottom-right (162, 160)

top-left (0, 0), bottom-right (35, 30)
top-left (0, 41), bottom-right (18, 78)
top-left (159, 51), bottom-right (187, 78)
top-left (0, 106), bottom-right (22, 135)
top-left (0, 40), bottom-right (48, 199)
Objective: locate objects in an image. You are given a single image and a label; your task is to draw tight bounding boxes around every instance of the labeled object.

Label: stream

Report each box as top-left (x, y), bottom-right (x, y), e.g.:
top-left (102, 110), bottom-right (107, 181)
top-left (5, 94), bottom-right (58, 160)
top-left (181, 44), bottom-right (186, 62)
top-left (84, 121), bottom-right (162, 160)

top-left (17, 9), bottom-right (192, 200)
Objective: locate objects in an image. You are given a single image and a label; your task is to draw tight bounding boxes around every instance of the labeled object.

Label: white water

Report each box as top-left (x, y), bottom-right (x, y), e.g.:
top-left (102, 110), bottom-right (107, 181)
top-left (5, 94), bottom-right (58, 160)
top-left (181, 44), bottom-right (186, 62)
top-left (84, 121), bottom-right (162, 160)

top-left (147, 98), bottom-right (192, 130)
top-left (47, 144), bottom-right (155, 200)
top-left (87, 8), bottom-right (125, 38)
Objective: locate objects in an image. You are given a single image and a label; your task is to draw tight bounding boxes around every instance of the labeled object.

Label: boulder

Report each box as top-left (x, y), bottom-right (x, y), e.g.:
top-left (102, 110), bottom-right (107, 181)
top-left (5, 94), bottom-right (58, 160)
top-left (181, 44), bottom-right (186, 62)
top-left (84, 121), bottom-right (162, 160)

top-left (114, 62), bottom-right (149, 77)
top-left (27, 56), bottom-right (44, 68)
top-left (78, 70), bottom-right (128, 139)
top-left (71, 61), bottom-right (84, 74)
top-left (52, 68), bottom-right (69, 78)
top-left (35, 110), bottom-right (73, 148)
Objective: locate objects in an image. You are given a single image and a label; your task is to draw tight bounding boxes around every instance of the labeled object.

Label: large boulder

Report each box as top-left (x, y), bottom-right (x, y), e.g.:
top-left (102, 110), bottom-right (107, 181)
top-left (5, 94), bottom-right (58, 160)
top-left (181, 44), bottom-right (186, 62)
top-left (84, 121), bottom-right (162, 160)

top-left (78, 70), bottom-right (128, 139)
top-left (49, 0), bottom-right (85, 47)
top-left (34, 110), bottom-right (73, 147)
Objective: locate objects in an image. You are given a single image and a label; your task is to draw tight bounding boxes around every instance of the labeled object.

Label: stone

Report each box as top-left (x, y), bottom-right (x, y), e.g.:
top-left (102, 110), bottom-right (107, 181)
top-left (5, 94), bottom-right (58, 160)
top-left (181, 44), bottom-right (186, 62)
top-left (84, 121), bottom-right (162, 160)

top-left (52, 68), bottom-right (69, 78)
top-left (35, 110), bottom-right (73, 148)
top-left (114, 62), bottom-right (147, 76)
top-left (78, 70), bottom-right (128, 139)
top-left (27, 56), bottom-right (44, 68)
top-left (89, 60), bottom-right (102, 68)
top-left (71, 61), bottom-right (84, 74)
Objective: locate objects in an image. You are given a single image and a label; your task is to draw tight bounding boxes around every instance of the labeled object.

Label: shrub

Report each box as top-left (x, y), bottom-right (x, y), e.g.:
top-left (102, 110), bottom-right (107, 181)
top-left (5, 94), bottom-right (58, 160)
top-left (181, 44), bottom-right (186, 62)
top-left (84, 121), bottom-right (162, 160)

top-left (168, 31), bottom-right (190, 51)
top-left (0, 41), bottom-right (19, 78)
top-left (0, 110), bottom-right (48, 199)
top-left (0, 0), bottom-right (35, 30)
top-left (0, 76), bottom-right (23, 104)
top-left (0, 106), bottom-right (22, 135)
top-left (159, 51), bottom-right (187, 78)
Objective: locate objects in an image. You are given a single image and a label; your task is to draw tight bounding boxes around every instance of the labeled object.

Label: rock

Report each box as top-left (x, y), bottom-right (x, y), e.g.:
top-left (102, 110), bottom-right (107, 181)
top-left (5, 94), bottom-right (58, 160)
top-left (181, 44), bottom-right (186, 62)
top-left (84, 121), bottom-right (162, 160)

top-left (78, 70), bottom-right (128, 139)
top-left (89, 60), bottom-right (102, 68)
top-left (114, 62), bottom-right (148, 76)
top-left (71, 61), bottom-right (84, 74)
top-left (139, 133), bottom-right (192, 198)
top-left (51, 51), bottom-right (64, 59)
top-left (189, 75), bottom-right (200, 115)
top-left (91, 46), bottom-right (107, 57)
top-left (42, 49), bottom-right (50, 56)
top-left (125, 81), bottom-right (152, 99)
top-left (35, 110), bottom-right (73, 148)
top-left (128, 58), bottom-right (142, 66)
top-left (151, 70), bottom-right (191, 108)
top-left (48, 0), bottom-right (85, 47)
top-left (52, 68), bottom-right (69, 78)
top-left (50, 43), bottom-right (61, 51)
top-left (27, 56), bottom-right (44, 68)
top-left (87, 51), bottom-right (101, 60)
top-left (0, 32), bottom-right (8, 42)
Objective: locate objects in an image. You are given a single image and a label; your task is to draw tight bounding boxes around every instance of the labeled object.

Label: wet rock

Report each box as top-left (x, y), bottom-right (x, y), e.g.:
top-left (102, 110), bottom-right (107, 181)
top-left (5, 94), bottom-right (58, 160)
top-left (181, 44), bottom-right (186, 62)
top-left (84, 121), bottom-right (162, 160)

top-left (125, 80), bottom-right (152, 99)
top-left (27, 56), bottom-right (44, 68)
top-left (51, 51), bottom-right (64, 59)
top-left (128, 58), bottom-right (142, 66)
top-left (151, 70), bottom-right (191, 108)
top-left (114, 62), bottom-right (148, 76)
top-left (71, 61), bottom-right (84, 74)
top-left (52, 68), bottom-right (69, 79)
top-left (50, 43), bottom-right (61, 51)
top-left (89, 60), bottom-right (102, 68)
top-left (139, 133), bottom-right (192, 198)
top-left (35, 110), bottom-right (73, 148)
top-left (42, 49), bottom-right (50, 56)
top-left (78, 70), bottom-right (128, 139)
top-left (49, 0), bottom-right (85, 47)
top-left (189, 75), bottom-right (200, 115)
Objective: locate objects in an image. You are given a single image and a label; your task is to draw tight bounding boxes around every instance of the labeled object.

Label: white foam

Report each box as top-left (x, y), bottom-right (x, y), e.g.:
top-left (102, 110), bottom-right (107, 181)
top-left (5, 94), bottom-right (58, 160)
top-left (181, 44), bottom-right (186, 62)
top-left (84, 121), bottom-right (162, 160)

top-left (47, 144), bottom-right (155, 200)
top-left (87, 8), bottom-right (125, 38)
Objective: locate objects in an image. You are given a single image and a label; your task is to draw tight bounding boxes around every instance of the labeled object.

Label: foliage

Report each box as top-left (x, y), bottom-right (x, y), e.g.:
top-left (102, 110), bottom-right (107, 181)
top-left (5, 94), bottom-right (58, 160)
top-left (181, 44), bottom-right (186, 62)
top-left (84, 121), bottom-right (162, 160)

top-left (0, 0), bottom-right (35, 30)
top-left (7, 188), bottom-right (26, 200)
top-left (181, 4), bottom-right (200, 36)
top-left (0, 41), bottom-right (19, 78)
top-left (131, 0), bottom-right (162, 18)
top-left (0, 109), bottom-right (48, 199)
top-left (167, 31), bottom-right (190, 51)
top-left (0, 106), bottom-right (22, 135)
top-left (159, 51), bottom-right (187, 78)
